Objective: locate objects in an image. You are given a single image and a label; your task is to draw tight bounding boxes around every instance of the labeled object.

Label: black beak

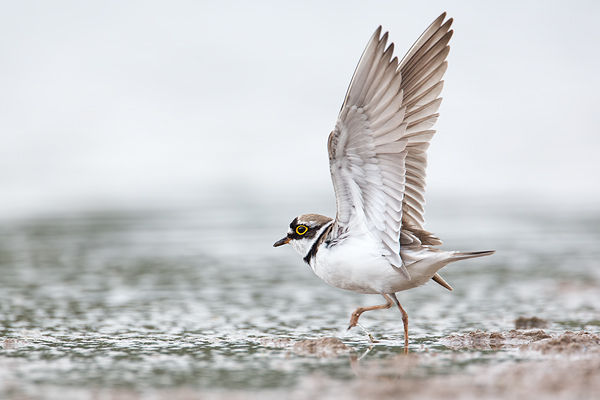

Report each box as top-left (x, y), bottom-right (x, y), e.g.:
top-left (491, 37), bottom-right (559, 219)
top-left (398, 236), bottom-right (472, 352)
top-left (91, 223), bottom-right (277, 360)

top-left (273, 237), bottom-right (290, 247)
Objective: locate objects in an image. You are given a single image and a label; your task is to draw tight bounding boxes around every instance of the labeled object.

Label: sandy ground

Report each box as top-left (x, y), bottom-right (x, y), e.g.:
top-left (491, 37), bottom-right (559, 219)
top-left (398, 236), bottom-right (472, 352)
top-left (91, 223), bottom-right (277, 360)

top-left (278, 331), bottom-right (600, 400)
top-left (5, 330), bottom-right (598, 400)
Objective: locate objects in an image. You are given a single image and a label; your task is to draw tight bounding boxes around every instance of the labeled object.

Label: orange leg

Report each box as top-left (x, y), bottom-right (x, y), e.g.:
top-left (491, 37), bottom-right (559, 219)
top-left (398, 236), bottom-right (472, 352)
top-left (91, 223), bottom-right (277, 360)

top-left (348, 293), bottom-right (394, 330)
top-left (390, 293), bottom-right (409, 353)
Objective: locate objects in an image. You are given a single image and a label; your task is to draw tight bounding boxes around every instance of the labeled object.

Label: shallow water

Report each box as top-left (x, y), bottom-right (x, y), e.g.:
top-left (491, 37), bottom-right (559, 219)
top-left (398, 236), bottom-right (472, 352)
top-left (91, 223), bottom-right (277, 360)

top-left (0, 191), bottom-right (599, 398)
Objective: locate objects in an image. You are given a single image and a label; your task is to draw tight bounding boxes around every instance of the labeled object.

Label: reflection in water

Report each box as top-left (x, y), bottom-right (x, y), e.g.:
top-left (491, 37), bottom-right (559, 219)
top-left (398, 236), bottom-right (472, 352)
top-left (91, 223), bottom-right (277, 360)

top-left (0, 192), bottom-right (599, 397)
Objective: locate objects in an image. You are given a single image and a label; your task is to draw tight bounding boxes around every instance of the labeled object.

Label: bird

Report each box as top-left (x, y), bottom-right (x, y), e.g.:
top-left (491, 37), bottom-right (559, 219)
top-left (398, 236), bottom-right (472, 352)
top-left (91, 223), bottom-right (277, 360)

top-left (273, 13), bottom-right (494, 351)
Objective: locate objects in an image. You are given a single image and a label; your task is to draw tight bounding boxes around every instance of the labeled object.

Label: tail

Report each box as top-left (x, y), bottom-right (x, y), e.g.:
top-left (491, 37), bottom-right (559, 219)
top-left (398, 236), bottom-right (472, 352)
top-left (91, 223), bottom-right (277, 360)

top-left (431, 250), bottom-right (495, 291)
top-left (451, 250), bottom-right (496, 261)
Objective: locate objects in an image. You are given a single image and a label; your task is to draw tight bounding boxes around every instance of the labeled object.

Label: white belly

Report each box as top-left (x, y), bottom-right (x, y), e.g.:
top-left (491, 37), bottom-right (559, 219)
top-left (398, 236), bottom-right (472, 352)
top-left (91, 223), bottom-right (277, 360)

top-left (311, 238), bottom-right (451, 294)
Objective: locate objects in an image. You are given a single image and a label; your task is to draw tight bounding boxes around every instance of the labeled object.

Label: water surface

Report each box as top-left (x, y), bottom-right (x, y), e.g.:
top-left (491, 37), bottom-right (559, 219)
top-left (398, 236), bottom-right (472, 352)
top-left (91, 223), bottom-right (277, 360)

top-left (1, 192), bottom-right (599, 398)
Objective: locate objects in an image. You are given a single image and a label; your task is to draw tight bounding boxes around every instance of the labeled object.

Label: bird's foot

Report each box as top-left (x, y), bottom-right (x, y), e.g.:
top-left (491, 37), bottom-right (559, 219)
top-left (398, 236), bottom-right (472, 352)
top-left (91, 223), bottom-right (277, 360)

top-left (356, 323), bottom-right (378, 343)
top-left (348, 312), bottom-right (378, 342)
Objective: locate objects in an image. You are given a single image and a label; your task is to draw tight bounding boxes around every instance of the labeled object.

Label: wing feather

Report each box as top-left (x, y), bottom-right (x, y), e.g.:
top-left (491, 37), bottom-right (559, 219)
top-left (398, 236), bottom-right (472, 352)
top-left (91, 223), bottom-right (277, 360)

top-left (405, 99), bottom-right (442, 123)
top-left (372, 124), bottom-right (407, 146)
top-left (364, 44), bottom-right (395, 104)
top-left (405, 81), bottom-right (444, 109)
top-left (328, 14), bottom-right (453, 277)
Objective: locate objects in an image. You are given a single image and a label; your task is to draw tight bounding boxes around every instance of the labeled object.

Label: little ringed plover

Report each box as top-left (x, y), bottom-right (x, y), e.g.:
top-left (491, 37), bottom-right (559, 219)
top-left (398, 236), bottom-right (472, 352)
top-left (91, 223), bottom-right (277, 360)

top-left (274, 13), bottom-right (495, 350)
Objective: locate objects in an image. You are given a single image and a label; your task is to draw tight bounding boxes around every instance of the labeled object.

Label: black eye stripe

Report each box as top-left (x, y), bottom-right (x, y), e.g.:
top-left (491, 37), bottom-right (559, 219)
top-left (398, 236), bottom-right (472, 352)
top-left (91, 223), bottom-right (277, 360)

top-left (288, 218), bottom-right (325, 241)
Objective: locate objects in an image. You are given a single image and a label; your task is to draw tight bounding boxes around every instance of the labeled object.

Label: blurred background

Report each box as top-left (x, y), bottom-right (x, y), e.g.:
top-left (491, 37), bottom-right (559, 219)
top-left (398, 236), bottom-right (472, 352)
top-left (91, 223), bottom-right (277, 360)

top-left (1, 0), bottom-right (599, 217)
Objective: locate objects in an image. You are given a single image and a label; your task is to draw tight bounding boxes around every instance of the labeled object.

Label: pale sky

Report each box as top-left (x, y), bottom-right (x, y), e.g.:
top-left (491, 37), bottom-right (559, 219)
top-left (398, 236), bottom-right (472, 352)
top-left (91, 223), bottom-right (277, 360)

top-left (1, 0), bottom-right (599, 216)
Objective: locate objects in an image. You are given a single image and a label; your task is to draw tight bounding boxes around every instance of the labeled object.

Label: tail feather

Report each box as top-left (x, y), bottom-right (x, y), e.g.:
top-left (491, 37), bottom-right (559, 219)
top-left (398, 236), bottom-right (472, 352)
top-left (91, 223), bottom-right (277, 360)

top-left (432, 273), bottom-right (453, 291)
top-left (451, 250), bottom-right (496, 261)
top-left (430, 250), bottom-right (495, 292)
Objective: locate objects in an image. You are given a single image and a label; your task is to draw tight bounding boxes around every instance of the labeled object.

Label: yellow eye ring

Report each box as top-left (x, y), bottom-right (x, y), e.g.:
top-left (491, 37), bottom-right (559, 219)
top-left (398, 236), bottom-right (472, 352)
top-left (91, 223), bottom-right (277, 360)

top-left (296, 225), bottom-right (308, 235)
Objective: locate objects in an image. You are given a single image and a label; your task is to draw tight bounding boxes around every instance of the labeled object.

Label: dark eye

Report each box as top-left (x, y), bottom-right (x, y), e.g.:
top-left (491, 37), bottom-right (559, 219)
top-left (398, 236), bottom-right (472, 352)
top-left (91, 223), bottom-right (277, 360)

top-left (296, 225), bottom-right (308, 235)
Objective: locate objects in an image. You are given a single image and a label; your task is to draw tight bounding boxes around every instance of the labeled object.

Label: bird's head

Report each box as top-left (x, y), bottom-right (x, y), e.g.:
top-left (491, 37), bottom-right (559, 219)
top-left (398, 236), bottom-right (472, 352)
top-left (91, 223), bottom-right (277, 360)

top-left (273, 214), bottom-right (333, 259)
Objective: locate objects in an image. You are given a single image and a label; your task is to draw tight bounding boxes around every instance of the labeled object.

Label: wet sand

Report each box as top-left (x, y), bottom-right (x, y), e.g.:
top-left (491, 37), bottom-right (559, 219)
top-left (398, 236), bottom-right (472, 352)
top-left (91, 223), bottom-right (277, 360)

top-left (263, 331), bottom-right (600, 400)
top-left (198, 331), bottom-right (600, 399)
top-left (6, 331), bottom-right (596, 400)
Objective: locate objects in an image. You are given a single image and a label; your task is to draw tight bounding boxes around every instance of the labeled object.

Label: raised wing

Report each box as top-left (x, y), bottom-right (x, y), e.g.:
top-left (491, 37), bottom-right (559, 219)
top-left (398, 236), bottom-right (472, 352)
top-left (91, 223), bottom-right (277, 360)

top-left (328, 13), bottom-right (452, 277)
